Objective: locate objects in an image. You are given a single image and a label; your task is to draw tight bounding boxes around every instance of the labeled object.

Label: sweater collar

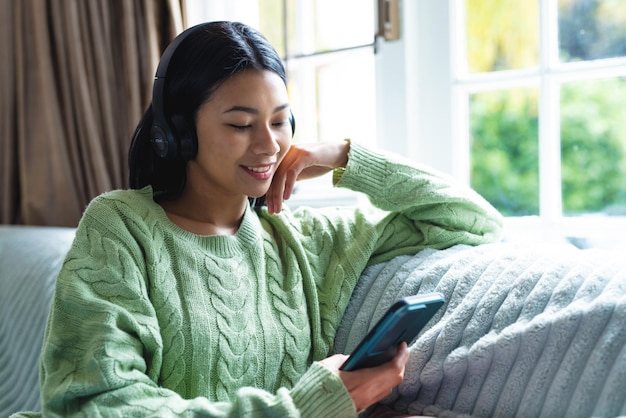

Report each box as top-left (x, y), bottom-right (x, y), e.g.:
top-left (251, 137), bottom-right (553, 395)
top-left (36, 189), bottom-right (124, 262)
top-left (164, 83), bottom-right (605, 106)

top-left (142, 186), bottom-right (263, 256)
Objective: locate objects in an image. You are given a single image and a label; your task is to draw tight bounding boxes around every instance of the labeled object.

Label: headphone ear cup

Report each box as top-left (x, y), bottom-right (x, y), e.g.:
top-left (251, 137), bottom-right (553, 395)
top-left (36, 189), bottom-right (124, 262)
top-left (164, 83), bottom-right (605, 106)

top-left (151, 122), bottom-right (177, 160)
top-left (170, 114), bottom-right (198, 161)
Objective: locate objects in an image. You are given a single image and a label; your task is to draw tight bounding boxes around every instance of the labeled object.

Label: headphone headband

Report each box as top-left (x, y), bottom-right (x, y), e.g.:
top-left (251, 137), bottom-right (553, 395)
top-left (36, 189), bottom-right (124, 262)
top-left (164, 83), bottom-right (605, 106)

top-left (150, 24), bottom-right (210, 160)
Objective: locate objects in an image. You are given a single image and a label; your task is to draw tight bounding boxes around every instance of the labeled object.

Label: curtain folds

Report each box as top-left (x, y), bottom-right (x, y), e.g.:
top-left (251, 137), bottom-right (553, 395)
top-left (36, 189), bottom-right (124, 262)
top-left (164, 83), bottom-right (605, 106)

top-left (1, 0), bottom-right (184, 226)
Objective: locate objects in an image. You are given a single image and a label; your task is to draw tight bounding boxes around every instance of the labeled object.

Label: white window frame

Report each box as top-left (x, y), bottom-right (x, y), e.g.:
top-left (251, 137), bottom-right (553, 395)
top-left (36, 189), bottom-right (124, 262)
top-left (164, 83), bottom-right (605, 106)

top-left (375, 0), bottom-right (626, 248)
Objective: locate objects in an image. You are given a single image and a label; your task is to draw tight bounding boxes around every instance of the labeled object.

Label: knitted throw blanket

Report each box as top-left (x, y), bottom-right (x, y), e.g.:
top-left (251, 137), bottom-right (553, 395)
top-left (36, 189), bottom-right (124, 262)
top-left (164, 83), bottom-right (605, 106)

top-left (333, 242), bottom-right (626, 418)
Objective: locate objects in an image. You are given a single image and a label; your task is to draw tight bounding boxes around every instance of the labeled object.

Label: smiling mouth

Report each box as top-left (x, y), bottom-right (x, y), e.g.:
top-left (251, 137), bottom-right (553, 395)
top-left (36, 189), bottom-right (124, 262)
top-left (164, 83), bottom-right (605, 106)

top-left (242, 164), bottom-right (275, 180)
top-left (246, 165), bottom-right (272, 173)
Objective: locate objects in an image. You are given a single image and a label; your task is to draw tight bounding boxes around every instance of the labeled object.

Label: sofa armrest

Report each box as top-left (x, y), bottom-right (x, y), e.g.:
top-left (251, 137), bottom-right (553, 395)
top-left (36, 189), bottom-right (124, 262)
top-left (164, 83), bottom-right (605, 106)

top-left (0, 226), bottom-right (75, 416)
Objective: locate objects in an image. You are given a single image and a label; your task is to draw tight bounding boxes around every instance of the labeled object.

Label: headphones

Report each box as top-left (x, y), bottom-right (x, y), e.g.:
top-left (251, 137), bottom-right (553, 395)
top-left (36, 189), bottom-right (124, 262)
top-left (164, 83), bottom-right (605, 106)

top-left (150, 23), bottom-right (295, 161)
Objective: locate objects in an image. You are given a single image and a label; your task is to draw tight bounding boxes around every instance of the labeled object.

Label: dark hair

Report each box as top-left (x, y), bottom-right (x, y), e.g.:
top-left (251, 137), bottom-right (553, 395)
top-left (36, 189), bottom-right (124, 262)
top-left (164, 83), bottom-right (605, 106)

top-left (128, 21), bottom-right (287, 206)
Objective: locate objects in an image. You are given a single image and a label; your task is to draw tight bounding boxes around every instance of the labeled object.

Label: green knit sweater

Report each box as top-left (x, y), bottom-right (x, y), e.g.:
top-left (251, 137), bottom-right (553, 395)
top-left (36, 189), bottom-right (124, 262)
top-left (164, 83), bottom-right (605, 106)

top-left (34, 143), bottom-right (502, 417)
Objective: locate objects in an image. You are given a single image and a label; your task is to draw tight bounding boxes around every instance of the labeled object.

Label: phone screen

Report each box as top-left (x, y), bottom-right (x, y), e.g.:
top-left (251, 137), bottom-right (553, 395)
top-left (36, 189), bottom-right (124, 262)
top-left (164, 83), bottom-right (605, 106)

top-left (339, 292), bottom-right (445, 371)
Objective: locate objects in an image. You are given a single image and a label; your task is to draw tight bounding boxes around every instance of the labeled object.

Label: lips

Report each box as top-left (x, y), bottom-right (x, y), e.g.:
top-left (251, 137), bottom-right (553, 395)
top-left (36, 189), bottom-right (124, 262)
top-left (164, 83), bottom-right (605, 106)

top-left (246, 165), bottom-right (272, 173)
top-left (242, 163), bottom-right (275, 180)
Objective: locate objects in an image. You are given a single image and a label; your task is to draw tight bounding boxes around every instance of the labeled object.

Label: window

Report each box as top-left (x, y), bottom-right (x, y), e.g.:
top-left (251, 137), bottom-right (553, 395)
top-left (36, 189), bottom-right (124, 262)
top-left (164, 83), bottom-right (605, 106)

top-left (452, 0), bottom-right (626, 247)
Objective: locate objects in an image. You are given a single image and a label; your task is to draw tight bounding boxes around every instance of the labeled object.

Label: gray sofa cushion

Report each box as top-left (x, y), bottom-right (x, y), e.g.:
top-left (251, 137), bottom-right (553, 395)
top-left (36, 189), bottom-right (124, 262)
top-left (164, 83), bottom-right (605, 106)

top-left (0, 226), bottom-right (75, 417)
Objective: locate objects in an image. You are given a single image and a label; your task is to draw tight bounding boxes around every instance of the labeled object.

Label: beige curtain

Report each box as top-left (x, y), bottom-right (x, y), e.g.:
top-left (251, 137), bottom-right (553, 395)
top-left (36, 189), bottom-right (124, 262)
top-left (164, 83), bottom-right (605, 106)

top-left (0, 0), bottom-right (185, 226)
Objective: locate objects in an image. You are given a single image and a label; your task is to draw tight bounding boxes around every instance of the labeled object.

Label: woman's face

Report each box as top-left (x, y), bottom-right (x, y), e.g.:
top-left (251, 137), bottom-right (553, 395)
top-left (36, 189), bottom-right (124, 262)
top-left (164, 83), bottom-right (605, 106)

top-left (187, 69), bottom-right (292, 201)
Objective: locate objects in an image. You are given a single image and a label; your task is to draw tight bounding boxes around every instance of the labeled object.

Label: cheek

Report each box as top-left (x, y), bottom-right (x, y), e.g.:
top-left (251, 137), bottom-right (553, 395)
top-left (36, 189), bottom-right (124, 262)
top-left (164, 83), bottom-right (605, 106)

top-left (195, 125), bottom-right (234, 159)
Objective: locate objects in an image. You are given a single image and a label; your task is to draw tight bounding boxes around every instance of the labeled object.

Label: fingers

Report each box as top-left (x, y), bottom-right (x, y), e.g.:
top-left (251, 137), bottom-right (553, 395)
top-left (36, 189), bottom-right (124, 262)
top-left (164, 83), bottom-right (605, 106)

top-left (266, 146), bottom-right (304, 213)
top-left (393, 341), bottom-right (409, 370)
top-left (332, 342), bottom-right (410, 412)
top-left (265, 170), bottom-right (285, 214)
top-left (319, 353), bottom-right (350, 370)
top-left (266, 145), bottom-right (311, 214)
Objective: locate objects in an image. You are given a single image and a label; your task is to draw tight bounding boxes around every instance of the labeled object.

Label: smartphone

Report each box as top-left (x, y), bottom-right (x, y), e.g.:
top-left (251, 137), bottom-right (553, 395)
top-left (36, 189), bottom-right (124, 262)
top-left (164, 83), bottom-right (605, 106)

top-left (339, 292), bottom-right (445, 371)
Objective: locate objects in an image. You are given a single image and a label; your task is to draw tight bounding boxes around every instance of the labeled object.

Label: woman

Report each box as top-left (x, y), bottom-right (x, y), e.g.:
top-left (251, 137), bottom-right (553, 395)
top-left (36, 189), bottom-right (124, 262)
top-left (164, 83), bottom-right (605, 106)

top-left (34, 21), bottom-right (503, 417)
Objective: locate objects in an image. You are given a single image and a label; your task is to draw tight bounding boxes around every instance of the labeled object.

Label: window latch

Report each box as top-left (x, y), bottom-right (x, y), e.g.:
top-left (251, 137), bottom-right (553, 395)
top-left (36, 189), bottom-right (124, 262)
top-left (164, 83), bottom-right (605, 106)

top-left (377, 0), bottom-right (400, 41)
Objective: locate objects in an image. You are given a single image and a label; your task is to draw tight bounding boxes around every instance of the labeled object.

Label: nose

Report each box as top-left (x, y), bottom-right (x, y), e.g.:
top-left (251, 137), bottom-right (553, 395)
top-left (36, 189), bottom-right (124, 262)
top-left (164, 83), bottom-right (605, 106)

top-left (252, 125), bottom-right (281, 155)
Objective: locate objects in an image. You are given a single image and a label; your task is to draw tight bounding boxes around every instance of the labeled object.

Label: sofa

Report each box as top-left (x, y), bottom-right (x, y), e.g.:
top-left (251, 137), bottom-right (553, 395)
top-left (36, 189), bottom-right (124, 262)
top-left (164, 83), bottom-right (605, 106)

top-left (1, 226), bottom-right (76, 416)
top-left (2, 225), bottom-right (625, 417)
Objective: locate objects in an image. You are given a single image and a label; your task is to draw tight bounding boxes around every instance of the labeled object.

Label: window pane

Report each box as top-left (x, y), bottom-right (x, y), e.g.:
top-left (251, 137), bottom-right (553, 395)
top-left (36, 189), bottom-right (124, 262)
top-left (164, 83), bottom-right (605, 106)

top-left (259, 0), bottom-right (286, 57)
top-left (287, 51), bottom-right (376, 145)
top-left (559, 0), bottom-right (626, 63)
top-left (469, 88), bottom-right (540, 216)
top-left (317, 53), bottom-right (376, 144)
top-left (465, 0), bottom-right (539, 73)
top-left (312, 0), bottom-right (374, 52)
top-left (561, 77), bottom-right (626, 215)
top-left (281, 0), bottom-right (374, 56)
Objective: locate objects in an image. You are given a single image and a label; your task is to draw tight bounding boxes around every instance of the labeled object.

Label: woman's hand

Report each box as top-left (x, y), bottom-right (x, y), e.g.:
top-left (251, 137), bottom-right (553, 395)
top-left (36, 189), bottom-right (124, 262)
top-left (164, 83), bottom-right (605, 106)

top-left (266, 141), bottom-right (350, 214)
top-left (319, 342), bottom-right (409, 413)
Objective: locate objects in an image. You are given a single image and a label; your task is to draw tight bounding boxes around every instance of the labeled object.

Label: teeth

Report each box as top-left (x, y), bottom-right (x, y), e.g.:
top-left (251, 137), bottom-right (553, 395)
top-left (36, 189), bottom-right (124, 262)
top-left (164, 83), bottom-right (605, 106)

top-left (247, 166), bottom-right (271, 173)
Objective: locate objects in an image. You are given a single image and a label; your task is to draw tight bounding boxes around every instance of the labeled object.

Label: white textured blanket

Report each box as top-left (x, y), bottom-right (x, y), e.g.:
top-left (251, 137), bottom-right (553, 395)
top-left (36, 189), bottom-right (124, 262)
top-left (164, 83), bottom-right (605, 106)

top-left (333, 242), bottom-right (626, 418)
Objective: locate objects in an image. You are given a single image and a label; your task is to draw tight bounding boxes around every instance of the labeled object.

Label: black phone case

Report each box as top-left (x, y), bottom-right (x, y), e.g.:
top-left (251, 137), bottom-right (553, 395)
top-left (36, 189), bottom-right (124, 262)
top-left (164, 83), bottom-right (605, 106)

top-left (340, 292), bottom-right (445, 371)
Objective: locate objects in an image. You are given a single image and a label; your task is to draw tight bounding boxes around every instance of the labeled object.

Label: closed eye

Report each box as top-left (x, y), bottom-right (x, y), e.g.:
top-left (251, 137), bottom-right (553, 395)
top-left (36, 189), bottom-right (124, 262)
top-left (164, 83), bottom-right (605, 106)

top-left (229, 124), bottom-right (252, 131)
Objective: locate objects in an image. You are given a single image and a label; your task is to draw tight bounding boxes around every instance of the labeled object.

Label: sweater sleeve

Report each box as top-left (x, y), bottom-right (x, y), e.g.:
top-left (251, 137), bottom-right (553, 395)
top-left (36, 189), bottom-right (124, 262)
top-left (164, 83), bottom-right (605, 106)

top-left (39, 206), bottom-right (356, 418)
top-left (332, 142), bottom-right (504, 264)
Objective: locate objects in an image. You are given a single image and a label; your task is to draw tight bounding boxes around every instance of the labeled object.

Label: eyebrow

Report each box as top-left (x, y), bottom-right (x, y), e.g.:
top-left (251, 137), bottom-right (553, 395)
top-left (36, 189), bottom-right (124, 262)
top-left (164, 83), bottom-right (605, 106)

top-left (223, 103), bottom-right (290, 115)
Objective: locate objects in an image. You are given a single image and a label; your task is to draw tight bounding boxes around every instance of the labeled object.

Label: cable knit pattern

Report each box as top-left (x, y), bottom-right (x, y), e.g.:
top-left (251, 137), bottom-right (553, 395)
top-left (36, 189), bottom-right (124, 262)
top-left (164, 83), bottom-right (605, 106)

top-left (20, 143), bottom-right (502, 418)
top-left (335, 243), bottom-right (626, 417)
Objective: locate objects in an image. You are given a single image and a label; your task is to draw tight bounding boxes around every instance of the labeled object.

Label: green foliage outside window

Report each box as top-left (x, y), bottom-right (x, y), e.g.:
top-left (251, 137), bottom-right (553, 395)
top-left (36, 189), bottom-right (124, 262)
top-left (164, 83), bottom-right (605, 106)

top-left (468, 0), bottom-right (626, 217)
top-left (560, 79), bottom-right (626, 215)
top-left (470, 90), bottom-right (540, 216)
